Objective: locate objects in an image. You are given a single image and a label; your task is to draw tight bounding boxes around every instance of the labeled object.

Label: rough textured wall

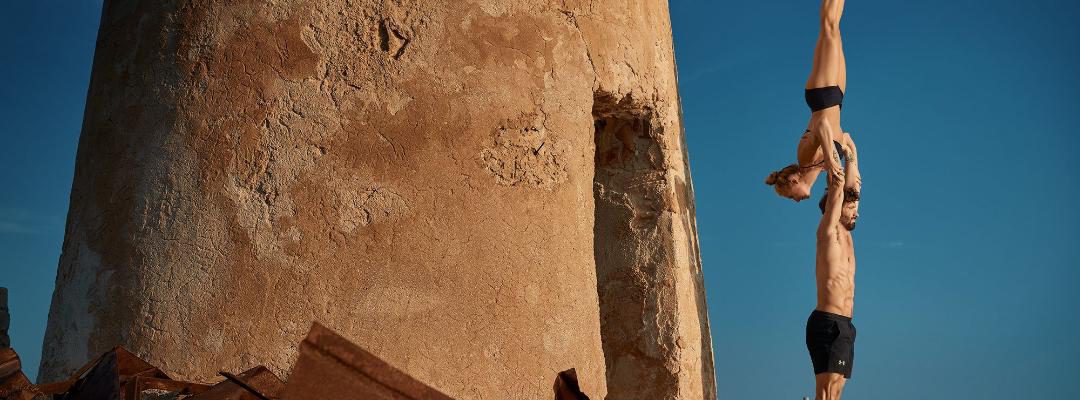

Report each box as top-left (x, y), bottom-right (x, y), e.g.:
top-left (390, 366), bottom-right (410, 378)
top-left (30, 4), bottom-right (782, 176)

top-left (40, 1), bottom-right (714, 399)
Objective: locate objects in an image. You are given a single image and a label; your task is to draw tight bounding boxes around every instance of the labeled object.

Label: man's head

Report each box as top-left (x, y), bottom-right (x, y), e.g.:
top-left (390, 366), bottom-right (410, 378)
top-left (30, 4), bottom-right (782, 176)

top-left (766, 164), bottom-right (811, 202)
top-left (818, 189), bottom-right (860, 231)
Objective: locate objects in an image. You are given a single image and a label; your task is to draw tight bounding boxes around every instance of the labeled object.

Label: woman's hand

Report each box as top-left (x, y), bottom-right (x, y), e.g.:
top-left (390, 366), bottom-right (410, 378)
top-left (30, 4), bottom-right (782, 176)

top-left (813, 117), bottom-right (845, 190)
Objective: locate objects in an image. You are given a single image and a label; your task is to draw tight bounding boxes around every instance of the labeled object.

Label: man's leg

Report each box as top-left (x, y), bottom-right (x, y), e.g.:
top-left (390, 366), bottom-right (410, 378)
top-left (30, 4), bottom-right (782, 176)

top-left (805, 0), bottom-right (846, 91)
top-left (815, 373), bottom-right (847, 400)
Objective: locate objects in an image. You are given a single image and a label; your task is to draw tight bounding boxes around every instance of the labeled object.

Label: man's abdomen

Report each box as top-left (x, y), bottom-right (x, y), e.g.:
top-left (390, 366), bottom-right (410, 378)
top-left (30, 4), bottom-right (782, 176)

top-left (815, 268), bottom-right (855, 317)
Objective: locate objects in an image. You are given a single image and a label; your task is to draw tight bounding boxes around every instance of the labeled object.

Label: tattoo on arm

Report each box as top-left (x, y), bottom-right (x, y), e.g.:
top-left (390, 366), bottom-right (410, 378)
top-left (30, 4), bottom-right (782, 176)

top-left (829, 149), bottom-right (845, 180)
top-left (844, 150), bottom-right (856, 165)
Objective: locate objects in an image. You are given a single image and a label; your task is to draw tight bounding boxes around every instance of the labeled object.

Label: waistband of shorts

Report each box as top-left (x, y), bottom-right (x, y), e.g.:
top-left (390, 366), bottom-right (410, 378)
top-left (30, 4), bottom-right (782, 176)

top-left (810, 309), bottom-right (852, 321)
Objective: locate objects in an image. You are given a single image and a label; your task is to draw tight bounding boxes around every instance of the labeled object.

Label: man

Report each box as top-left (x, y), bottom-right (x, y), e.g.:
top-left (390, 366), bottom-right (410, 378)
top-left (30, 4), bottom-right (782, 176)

top-left (805, 117), bottom-right (860, 400)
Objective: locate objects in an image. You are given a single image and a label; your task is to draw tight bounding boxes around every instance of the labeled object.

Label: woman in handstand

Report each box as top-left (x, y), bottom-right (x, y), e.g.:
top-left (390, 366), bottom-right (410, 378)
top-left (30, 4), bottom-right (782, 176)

top-left (766, 0), bottom-right (861, 202)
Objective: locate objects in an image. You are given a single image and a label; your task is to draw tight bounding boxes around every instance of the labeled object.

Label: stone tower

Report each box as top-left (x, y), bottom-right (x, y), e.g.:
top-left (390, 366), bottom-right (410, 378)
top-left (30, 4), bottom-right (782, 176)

top-left (41, 1), bottom-right (715, 399)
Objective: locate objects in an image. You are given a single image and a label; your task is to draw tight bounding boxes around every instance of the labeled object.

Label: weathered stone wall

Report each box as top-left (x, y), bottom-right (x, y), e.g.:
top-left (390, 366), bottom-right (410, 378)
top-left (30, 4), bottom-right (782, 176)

top-left (41, 1), bottom-right (714, 399)
top-left (1, 288), bottom-right (9, 349)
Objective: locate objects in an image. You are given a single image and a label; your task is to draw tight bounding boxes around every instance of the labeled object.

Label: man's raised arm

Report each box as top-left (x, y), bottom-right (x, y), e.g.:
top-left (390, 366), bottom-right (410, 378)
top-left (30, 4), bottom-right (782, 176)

top-left (815, 117), bottom-right (846, 232)
top-left (842, 132), bottom-right (861, 195)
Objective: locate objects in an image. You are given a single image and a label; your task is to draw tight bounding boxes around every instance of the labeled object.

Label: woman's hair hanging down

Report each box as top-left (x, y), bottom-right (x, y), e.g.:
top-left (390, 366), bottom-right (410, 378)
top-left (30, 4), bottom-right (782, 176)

top-left (765, 164), bottom-right (801, 186)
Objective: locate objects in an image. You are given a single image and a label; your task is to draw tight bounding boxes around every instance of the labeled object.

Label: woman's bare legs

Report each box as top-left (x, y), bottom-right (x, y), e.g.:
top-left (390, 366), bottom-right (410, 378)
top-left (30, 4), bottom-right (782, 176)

top-left (806, 0), bottom-right (846, 91)
top-left (795, 0), bottom-right (851, 197)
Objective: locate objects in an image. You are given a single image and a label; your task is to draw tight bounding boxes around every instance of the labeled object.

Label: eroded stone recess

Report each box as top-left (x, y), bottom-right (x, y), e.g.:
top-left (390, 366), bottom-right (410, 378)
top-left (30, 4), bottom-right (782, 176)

top-left (593, 92), bottom-right (700, 400)
top-left (42, 1), bottom-right (714, 399)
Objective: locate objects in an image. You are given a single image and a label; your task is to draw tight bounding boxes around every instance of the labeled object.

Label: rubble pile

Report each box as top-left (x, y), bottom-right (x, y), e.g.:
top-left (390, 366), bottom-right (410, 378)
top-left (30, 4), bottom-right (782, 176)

top-left (0, 322), bottom-right (590, 400)
top-left (1, 322), bottom-right (453, 400)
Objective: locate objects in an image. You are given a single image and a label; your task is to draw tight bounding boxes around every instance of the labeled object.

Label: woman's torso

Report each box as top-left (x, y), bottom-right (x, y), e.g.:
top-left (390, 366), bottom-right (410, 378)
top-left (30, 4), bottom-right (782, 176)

top-left (798, 107), bottom-right (843, 166)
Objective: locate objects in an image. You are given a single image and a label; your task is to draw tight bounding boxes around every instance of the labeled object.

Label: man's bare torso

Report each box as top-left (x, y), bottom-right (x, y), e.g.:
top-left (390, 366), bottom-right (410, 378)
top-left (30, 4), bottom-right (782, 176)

top-left (816, 226), bottom-right (855, 317)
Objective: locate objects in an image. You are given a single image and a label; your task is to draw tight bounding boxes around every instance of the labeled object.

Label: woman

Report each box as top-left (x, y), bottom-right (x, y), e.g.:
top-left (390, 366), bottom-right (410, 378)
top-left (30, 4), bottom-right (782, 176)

top-left (766, 0), bottom-right (861, 202)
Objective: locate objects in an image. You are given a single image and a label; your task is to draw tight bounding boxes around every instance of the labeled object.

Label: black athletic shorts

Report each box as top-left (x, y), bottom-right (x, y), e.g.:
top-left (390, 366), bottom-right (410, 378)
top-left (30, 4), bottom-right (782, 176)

top-left (806, 310), bottom-right (856, 378)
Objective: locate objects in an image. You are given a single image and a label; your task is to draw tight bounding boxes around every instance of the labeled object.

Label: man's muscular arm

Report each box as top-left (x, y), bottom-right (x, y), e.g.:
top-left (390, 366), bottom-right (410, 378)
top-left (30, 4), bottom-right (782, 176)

top-left (842, 132), bottom-right (861, 195)
top-left (818, 172), bottom-right (846, 237)
top-left (818, 119), bottom-right (846, 234)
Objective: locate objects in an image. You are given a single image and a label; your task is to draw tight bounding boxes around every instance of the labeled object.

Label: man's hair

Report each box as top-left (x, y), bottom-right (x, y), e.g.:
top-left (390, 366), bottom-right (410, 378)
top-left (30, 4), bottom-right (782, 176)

top-left (819, 188), bottom-right (860, 214)
top-left (765, 164), bottom-right (800, 186)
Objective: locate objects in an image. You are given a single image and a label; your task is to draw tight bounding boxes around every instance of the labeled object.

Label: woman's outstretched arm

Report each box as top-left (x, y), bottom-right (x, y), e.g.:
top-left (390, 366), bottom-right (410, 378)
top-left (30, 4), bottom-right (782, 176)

top-left (813, 117), bottom-right (844, 183)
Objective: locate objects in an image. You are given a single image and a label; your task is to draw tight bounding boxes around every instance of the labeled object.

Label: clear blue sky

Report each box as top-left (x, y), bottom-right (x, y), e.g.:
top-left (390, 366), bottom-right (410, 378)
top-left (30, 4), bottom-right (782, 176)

top-left (1, 1), bottom-right (1078, 398)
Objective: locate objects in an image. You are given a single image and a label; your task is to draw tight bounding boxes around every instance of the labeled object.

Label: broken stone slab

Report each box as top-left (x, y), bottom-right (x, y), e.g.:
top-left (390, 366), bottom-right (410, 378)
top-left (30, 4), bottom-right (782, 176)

top-left (187, 366), bottom-right (285, 400)
top-left (0, 296), bottom-right (35, 400)
top-left (0, 348), bottom-right (19, 379)
top-left (0, 374), bottom-right (36, 400)
top-left (282, 322), bottom-right (454, 400)
top-left (23, 321), bottom-right (600, 399)
top-left (0, 348), bottom-right (36, 400)
top-left (55, 347), bottom-right (210, 400)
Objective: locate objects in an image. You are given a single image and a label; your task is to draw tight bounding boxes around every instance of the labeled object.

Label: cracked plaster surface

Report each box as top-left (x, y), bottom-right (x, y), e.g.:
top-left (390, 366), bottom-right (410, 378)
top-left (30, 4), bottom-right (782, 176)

top-left (41, 1), bottom-right (714, 399)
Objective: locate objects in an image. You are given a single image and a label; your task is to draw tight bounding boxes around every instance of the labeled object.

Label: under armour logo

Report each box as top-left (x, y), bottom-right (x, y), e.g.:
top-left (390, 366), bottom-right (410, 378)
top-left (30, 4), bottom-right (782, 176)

top-left (838, 360), bottom-right (846, 366)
